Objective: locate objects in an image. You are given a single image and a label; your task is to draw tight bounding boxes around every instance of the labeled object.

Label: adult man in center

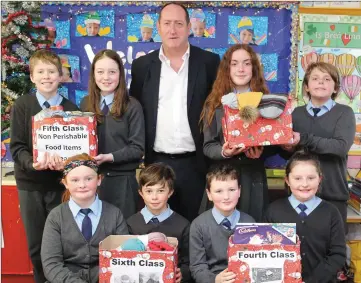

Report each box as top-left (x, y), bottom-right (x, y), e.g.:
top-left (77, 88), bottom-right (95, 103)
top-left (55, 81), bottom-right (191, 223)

top-left (130, 2), bottom-right (220, 221)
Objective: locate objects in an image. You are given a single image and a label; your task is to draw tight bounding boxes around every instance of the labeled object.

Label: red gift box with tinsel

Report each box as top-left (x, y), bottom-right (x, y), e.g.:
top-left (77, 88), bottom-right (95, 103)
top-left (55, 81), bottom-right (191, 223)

top-left (222, 98), bottom-right (293, 148)
top-left (228, 235), bottom-right (302, 283)
top-left (99, 235), bottom-right (178, 283)
top-left (32, 112), bottom-right (97, 162)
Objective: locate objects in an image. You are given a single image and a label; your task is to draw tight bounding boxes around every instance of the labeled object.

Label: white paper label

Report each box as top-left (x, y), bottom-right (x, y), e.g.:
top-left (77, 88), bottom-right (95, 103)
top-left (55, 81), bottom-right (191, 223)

top-left (237, 250), bottom-right (298, 283)
top-left (35, 123), bottom-right (90, 161)
top-left (109, 256), bottom-right (168, 283)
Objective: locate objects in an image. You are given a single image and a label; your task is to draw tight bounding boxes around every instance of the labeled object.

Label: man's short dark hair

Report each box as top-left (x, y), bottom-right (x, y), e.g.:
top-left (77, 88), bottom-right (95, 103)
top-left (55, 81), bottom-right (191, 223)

top-left (158, 2), bottom-right (190, 24)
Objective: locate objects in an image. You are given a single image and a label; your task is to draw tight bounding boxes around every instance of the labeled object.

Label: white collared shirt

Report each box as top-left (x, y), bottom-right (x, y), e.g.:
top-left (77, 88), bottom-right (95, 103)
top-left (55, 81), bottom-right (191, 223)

top-left (140, 205), bottom-right (174, 224)
top-left (153, 44), bottom-right (196, 154)
top-left (68, 195), bottom-right (102, 236)
top-left (99, 93), bottom-right (114, 110)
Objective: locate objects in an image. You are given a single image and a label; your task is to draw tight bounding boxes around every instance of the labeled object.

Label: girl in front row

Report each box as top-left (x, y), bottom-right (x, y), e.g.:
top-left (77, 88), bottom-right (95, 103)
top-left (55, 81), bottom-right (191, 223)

top-left (41, 153), bottom-right (128, 283)
top-left (264, 151), bottom-right (346, 283)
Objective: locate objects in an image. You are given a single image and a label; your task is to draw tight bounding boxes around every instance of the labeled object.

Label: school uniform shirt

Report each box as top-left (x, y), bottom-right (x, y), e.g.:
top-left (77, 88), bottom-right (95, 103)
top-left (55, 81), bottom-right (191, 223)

top-left (68, 195), bottom-right (102, 235)
top-left (288, 194), bottom-right (322, 216)
top-left (127, 207), bottom-right (192, 283)
top-left (99, 93), bottom-right (114, 111)
top-left (264, 198), bottom-right (346, 283)
top-left (140, 205), bottom-right (173, 223)
top-left (189, 209), bottom-right (254, 283)
top-left (306, 98), bottom-right (335, 117)
top-left (10, 93), bottom-right (78, 192)
top-left (41, 200), bottom-right (128, 283)
top-left (36, 91), bottom-right (63, 109)
top-left (211, 207), bottom-right (240, 229)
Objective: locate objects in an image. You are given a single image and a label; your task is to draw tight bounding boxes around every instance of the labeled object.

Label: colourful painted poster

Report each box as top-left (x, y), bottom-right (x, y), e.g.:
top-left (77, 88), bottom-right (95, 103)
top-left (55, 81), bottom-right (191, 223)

top-left (297, 14), bottom-right (361, 113)
top-left (303, 22), bottom-right (361, 49)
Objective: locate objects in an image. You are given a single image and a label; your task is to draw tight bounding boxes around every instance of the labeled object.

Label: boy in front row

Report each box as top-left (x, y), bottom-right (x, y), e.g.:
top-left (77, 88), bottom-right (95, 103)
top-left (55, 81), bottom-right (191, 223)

top-left (127, 163), bottom-right (189, 282)
top-left (189, 164), bottom-right (255, 283)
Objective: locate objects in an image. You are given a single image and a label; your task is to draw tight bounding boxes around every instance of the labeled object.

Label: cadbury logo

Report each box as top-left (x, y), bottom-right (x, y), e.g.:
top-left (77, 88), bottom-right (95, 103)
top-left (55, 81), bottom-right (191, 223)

top-left (236, 227), bottom-right (257, 234)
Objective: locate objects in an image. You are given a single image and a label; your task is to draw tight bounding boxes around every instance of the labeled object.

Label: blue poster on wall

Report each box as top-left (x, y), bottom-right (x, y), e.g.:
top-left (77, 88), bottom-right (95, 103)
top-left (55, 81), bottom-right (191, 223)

top-left (40, 2), bottom-right (298, 106)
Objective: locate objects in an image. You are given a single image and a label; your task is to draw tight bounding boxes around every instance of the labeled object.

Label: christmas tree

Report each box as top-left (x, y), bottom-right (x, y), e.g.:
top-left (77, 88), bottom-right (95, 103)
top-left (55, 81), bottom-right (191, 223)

top-left (1, 1), bottom-right (49, 141)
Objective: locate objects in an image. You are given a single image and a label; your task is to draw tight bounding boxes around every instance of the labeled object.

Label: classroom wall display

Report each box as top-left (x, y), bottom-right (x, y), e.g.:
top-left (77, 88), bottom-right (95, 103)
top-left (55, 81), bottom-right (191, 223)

top-left (297, 14), bottom-right (361, 109)
top-left (39, 2), bottom-right (298, 106)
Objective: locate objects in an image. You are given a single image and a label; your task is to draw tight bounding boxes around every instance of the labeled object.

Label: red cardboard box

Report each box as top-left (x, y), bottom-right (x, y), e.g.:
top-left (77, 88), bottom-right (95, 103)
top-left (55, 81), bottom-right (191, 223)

top-left (228, 235), bottom-right (302, 283)
top-left (99, 235), bottom-right (178, 283)
top-left (32, 113), bottom-right (97, 162)
top-left (222, 98), bottom-right (293, 148)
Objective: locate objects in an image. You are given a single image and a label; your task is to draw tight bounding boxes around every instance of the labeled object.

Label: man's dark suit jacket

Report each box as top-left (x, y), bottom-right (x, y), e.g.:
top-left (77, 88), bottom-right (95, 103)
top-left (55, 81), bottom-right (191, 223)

top-left (130, 45), bottom-right (220, 172)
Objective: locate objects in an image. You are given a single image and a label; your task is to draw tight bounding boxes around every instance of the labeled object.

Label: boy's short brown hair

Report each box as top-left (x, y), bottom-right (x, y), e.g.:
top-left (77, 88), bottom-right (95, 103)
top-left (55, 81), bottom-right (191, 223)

top-left (302, 62), bottom-right (340, 100)
top-left (206, 163), bottom-right (239, 191)
top-left (139, 163), bottom-right (175, 191)
top-left (29, 49), bottom-right (63, 76)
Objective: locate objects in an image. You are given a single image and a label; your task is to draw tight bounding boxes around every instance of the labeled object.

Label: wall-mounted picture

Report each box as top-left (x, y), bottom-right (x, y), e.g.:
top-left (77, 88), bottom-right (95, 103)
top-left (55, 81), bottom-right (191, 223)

top-left (228, 16), bottom-right (268, 45)
top-left (76, 10), bottom-right (114, 37)
top-left (59, 54), bottom-right (81, 83)
top-left (75, 90), bottom-right (88, 107)
top-left (43, 18), bottom-right (70, 49)
top-left (259, 53), bottom-right (278, 82)
top-left (127, 13), bottom-right (160, 42)
top-left (188, 8), bottom-right (216, 38)
top-left (58, 86), bottom-right (69, 99)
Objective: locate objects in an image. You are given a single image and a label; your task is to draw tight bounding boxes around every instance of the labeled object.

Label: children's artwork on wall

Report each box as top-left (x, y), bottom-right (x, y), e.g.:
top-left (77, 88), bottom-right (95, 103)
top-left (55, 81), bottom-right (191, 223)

top-left (228, 16), bottom-right (268, 45)
top-left (127, 13), bottom-right (160, 43)
top-left (75, 90), bottom-right (88, 107)
top-left (58, 86), bottom-right (69, 99)
top-left (76, 10), bottom-right (114, 37)
top-left (260, 53), bottom-right (278, 82)
top-left (40, 2), bottom-right (297, 104)
top-left (297, 14), bottom-right (361, 112)
top-left (188, 9), bottom-right (216, 38)
top-left (42, 19), bottom-right (70, 49)
top-left (59, 55), bottom-right (80, 83)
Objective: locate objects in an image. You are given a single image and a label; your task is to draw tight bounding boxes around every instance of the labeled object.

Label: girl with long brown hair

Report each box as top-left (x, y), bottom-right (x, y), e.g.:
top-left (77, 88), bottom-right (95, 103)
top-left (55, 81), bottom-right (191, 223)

top-left (200, 44), bottom-right (269, 221)
top-left (41, 153), bottom-right (128, 283)
top-left (80, 49), bottom-right (145, 219)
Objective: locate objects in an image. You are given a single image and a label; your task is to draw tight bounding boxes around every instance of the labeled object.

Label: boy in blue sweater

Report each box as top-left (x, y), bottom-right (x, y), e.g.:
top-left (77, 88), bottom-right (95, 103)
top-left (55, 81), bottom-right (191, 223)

top-left (189, 163), bottom-right (254, 283)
